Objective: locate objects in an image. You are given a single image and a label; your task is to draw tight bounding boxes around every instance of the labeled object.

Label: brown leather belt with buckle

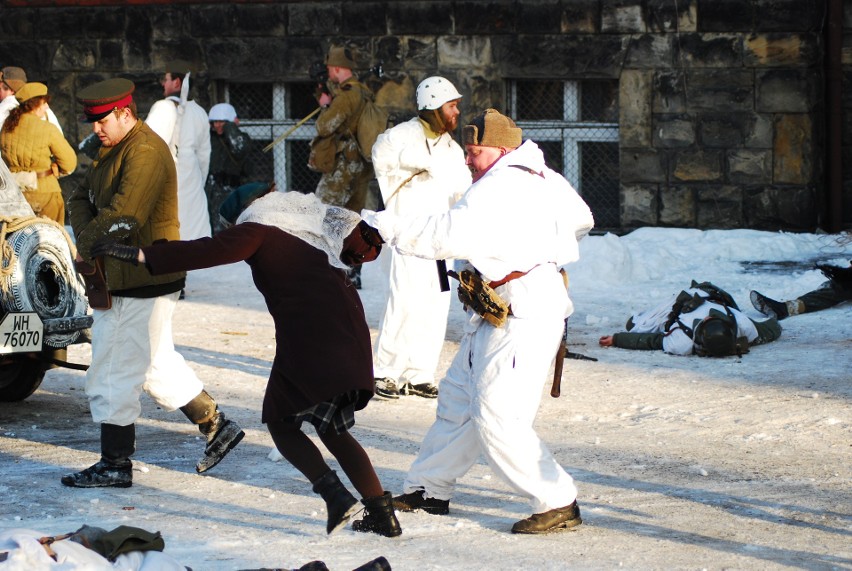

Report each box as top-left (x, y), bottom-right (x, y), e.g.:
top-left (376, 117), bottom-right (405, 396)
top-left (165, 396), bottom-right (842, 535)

top-left (488, 270), bottom-right (529, 289)
top-left (36, 168), bottom-right (54, 178)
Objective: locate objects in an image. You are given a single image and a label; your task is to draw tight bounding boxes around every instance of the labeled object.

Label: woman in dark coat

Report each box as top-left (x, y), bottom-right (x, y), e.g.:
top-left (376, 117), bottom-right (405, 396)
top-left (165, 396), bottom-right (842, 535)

top-left (92, 189), bottom-right (400, 538)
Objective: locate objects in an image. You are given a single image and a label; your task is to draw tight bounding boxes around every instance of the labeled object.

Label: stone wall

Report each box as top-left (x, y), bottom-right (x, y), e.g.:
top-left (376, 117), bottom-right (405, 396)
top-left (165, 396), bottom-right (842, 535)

top-left (0, 0), bottom-right (846, 232)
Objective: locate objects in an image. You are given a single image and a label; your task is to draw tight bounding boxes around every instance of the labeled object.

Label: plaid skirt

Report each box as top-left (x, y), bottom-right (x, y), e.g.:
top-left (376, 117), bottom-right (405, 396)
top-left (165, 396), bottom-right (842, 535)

top-left (282, 390), bottom-right (360, 435)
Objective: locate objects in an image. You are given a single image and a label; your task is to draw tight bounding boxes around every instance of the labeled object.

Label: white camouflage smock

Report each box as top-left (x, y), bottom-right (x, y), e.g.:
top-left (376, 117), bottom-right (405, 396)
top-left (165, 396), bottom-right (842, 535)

top-left (146, 96), bottom-right (212, 240)
top-left (371, 117), bottom-right (471, 386)
top-left (363, 140), bottom-right (594, 514)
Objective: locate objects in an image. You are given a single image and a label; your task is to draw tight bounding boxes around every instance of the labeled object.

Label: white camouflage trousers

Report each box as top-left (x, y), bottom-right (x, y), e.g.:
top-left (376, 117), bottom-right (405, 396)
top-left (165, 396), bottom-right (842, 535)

top-left (87, 293), bottom-right (203, 426)
top-left (403, 312), bottom-right (578, 514)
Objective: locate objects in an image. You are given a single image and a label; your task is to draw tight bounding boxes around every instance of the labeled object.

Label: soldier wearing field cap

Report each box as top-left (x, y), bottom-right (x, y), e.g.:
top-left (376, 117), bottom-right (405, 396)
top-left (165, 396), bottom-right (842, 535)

top-left (0, 81), bottom-right (77, 223)
top-left (312, 45), bottom-right (375, 288)
top-left (64, 78), bottom-right (244, 489)
top-left (362, 108), bottom-right (595, 534)
top-left (0, 66), bottom-right (64, 134)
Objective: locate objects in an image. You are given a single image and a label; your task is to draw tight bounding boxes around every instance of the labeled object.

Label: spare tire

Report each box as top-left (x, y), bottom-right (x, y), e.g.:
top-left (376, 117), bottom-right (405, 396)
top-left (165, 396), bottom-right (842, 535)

top-left (0, 356), bottom-right (46, 401)
top-left (1, 221), bottom-right (89, 347)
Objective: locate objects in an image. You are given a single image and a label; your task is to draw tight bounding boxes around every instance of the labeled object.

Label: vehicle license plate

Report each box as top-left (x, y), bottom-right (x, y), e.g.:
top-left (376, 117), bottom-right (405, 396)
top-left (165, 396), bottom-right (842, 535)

top-left (0, 312), bottom-right (44, 353)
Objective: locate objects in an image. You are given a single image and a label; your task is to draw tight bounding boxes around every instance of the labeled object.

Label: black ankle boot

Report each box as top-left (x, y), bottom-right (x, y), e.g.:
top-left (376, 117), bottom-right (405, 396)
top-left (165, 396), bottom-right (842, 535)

top-left (62, 423), bottom-right (135, 488)
top-left (181, 391), bottom-right (245, 473)
top-left (311, 470), bottom-right (359, 534)
top-left (351, 492), bottom-right (402, 537)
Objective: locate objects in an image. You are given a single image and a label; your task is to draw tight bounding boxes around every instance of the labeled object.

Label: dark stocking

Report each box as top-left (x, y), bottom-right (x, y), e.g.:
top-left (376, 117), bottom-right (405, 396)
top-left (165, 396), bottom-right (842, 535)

top-left (317, 429), bottom-right (383, 498)
top-left (267, 420), bottom-right (330, 483)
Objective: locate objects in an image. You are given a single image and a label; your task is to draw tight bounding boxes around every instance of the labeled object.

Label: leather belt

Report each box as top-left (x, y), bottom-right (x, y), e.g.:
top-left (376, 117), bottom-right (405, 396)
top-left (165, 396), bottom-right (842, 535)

top-left (36, 168), bottom-right (54, 178)
top-left (489, 270), bottom-right (529, 289)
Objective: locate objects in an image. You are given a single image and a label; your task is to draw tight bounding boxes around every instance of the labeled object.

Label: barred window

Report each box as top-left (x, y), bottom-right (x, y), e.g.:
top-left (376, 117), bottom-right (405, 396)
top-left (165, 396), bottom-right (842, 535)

top-left (507, 80), bottom-right (620, 231)
top-left (217, 81), bottom-right (321, 194)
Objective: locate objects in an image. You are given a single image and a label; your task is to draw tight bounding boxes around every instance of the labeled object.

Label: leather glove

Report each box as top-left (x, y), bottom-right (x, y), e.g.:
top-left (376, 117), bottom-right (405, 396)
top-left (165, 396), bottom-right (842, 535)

top-left (90, 236), bottom-right (140, 266)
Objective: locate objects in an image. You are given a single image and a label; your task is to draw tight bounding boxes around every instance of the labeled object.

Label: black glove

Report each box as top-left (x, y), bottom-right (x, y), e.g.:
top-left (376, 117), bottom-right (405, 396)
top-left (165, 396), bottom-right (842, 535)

top-left (91, 236), bottom-right (140, 266)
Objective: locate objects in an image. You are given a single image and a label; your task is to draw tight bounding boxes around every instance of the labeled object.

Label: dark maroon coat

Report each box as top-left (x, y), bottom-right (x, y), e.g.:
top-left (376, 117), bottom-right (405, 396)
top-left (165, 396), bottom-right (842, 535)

top-left (142, 222), bottom-right (375, 421)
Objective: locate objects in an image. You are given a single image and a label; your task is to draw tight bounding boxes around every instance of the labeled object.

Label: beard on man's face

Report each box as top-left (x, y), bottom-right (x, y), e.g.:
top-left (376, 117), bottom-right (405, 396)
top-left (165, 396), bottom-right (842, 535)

top-left (442, 111), bottom-right (458, 132)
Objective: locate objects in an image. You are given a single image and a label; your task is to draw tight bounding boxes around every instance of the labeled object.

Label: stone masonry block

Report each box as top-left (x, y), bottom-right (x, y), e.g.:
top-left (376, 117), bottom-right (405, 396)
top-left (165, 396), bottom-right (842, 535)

top-left (602, 0), bottom-right (645, 33)
top-left (517, 1), bottom-right (563, 34)
top-left (455, 1), bottom-right (517, 34)
top-left (624, 35), bottom-right (673, 69)
top-left (562, 0), bottom-right (599, 33)
top-left (653, 71), bottom-right (687, 113)
top-left (621, 149), bottom-right (666, 183)
top-left (674, 33), bottom-right (742, 68)
top-left (289, 3), bottom-right (340, 36)
top-left (756, 69), bottom-right (820, 113)
top-left (683, 69), bottom-right (754, 112)
top-left (388, 2), bottom-right (453, 35)
top-left (699, 113), bottom-right (747, 148)
top-left (773, 114), bottom-right (813, 184)
top-left (52, 41), bottom-right (97, 72)
top-left (653, 116), bottom-right (696, 148)
top-left (672, 150), bottom-right (723, 182)
top-left (744, 33), bottom-right (822, 67)
top-left (620, 70), bottom-right (653, 147)
top-left (728, 149), bottom-right (772, 184)
top-left (697, 185), bottom-right (743, 228)
top-left (438, 36), bottom-right (492, 69)
top-left (621, 184), bottom-right (659, 226)
top-left (342, 3), bottom-right (388, 36)
top-left (660, 185), bottom-right (696, 226)
top-left (646, 0), bottom-right (696, 33)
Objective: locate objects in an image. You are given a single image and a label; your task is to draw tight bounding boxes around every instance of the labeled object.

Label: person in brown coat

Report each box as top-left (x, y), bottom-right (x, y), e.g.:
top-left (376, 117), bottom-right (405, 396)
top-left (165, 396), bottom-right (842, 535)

top-left (64, 78), bottom-right (244, 490)
top-left (91, 188), bottom-right (402, 538)
top-left (0, 82), bottom-right (77, 223)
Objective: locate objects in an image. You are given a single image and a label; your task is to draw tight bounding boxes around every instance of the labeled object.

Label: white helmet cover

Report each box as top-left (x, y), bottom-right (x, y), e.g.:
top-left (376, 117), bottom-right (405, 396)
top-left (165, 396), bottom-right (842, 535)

top-left (416, 76), bottom-right (462, 111)
top-left (209, 102), bottom-right (237, 122)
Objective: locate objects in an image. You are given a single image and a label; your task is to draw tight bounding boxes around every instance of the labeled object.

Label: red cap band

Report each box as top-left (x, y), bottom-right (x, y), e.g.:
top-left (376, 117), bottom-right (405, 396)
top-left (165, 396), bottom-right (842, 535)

top-left (84, 94), bottom-right (133, 117)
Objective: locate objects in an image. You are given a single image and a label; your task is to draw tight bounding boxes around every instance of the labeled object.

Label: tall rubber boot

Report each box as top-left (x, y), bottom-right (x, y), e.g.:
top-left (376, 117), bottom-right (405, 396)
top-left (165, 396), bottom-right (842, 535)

top-left (180, 390), bottom-right (244, 473)
top-left (311, 470), bottom-right (360, 534)
top-left (61, 423), bottom-right (135, 488)
top-left (351, 492), bottom-right (402, 537)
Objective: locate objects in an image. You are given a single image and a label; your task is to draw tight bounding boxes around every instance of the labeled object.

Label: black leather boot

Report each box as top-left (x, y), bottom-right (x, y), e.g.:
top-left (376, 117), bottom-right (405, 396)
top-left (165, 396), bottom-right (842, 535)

top-left (311, 470), bottom-right (359, 534)
top-left (181, 390), bottom-right (245, 473)
top-left (351, 492), bottom-right (402, 537)
top-left (61, 423), bottom-right (135, 488)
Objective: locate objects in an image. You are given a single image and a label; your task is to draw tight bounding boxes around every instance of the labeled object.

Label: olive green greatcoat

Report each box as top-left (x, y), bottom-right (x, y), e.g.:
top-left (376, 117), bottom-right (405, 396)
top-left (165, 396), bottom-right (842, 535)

top-left (68, 120), bottom-right (185, 294)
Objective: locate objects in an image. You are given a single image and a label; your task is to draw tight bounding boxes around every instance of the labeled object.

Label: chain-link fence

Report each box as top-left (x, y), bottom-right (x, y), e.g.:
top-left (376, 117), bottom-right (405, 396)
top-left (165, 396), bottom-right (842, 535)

top-left (508, 79), bottom-right (620, 231)
top-left (217, 80), bottom-right (322, 194)
top-left (213, 78), bottom-right (620, 230)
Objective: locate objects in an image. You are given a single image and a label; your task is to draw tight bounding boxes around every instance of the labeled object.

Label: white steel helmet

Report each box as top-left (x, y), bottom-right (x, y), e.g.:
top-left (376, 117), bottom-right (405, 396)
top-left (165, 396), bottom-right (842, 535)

top-left (416, 76), bottom-right (463, 111)
top-left (209, 102), bottom-right (237, 122)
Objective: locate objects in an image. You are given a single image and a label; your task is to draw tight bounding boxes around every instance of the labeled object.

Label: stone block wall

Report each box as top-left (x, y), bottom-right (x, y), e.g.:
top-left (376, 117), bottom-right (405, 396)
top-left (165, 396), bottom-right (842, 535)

top-left (0, 0), bottom-right (846, 232)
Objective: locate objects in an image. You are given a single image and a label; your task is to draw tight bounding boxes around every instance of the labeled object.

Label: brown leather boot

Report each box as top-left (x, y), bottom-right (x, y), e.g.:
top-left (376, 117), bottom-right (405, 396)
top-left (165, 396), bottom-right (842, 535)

top-left (180, 390), bottom-right (244, 473)
top-left (511, 501), bottom-right (582, 534)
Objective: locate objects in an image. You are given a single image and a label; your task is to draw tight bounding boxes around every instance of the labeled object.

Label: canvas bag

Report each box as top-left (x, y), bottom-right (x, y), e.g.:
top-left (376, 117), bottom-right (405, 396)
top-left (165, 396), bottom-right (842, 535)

top-left (308, 135), bottom-right (337, 173)
top-left (353, 84), bottom-right (389, 162)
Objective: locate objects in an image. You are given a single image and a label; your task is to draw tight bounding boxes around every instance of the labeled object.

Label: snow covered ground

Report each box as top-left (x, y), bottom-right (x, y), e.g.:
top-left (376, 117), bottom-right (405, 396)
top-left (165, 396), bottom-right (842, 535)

top-left (1, 227), bottom-right (850, 570)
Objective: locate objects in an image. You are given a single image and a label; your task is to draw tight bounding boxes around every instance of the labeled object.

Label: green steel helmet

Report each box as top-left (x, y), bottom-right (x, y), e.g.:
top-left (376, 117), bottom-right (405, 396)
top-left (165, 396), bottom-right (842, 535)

top-left (692, 309), bottom-right (739, 357)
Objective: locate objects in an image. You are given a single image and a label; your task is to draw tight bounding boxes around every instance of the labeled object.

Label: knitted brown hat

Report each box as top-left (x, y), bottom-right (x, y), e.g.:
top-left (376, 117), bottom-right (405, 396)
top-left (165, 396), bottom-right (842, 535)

top-left (325, 46), bottom-right (356, 69)
top-left (462, 108), bottom-right (522, 148)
